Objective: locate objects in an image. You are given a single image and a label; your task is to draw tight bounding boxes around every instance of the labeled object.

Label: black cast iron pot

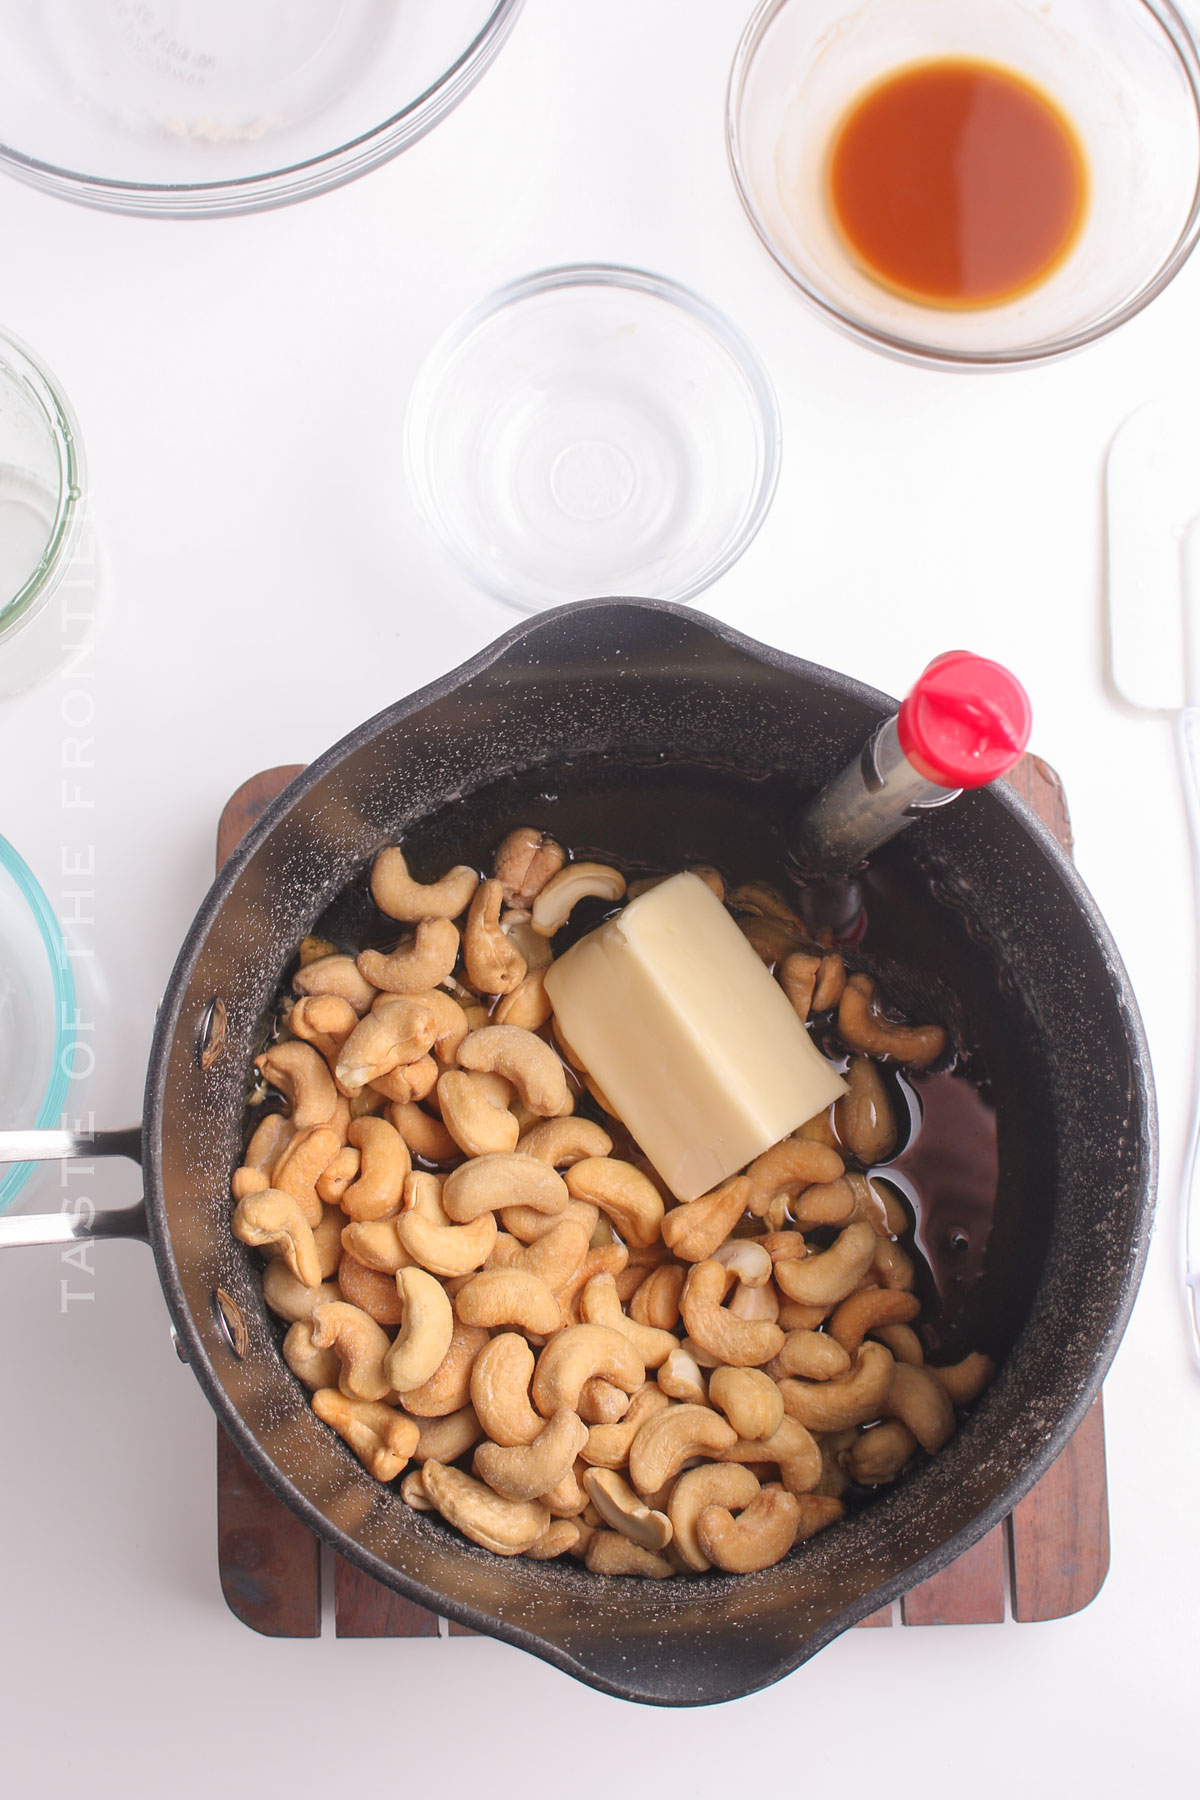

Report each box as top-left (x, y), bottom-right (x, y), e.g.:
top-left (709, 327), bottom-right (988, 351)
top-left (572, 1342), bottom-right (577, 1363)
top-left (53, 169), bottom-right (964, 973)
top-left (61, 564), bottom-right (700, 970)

top-left (0, 599), bottom-right (1156, 1706)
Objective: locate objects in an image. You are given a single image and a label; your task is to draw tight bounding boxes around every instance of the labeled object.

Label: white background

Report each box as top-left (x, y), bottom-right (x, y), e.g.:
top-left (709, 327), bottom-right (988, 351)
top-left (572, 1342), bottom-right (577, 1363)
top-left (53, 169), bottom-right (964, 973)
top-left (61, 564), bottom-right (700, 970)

top-left (0, 1), bottom-right (1196, 1790)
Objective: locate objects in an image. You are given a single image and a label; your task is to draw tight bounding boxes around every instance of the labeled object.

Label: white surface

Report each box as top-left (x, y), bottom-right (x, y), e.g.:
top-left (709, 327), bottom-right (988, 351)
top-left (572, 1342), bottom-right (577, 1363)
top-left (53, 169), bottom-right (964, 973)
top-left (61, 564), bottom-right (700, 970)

top-left (0, 0), bottom-right (1195, 1788)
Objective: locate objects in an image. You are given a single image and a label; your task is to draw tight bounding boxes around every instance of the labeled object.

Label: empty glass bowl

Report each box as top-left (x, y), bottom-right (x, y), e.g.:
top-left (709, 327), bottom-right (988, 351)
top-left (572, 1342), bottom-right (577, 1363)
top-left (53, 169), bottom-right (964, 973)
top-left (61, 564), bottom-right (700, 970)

top-left (405, 266), bottom-right (781, 612)
top-left (0, 0), bottom-right (524, 216)
top-left (727, 0), bottom-right (1200, 366)
top-left (0, 836), bottom-right (75, 1212)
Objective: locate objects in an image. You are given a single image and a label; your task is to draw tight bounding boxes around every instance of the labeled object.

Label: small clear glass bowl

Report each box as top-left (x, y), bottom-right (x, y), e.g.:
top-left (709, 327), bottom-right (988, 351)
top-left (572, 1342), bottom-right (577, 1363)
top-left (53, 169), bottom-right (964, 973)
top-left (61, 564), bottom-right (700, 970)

top-left (405, 265), bottom-right (781, 612)
top-left (0, 0), bottom-right (523, 218)
top-left (0, 836), bottom-right (75, 1212)
top-left (727, 0), bottom-right (1200, 367)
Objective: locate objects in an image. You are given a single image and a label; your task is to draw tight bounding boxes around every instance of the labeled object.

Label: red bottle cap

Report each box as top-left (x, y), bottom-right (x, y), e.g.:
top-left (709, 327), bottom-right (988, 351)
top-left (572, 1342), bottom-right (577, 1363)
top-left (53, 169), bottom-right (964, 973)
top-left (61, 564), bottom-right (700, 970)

top-left (897, 651), bottom-right (1032, 790)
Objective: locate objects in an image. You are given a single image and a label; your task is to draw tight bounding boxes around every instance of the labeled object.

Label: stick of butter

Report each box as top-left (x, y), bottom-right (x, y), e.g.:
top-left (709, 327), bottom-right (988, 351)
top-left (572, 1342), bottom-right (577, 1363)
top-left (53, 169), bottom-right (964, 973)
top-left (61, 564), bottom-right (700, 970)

top-left (542, 872), bottom-right (848, 1202)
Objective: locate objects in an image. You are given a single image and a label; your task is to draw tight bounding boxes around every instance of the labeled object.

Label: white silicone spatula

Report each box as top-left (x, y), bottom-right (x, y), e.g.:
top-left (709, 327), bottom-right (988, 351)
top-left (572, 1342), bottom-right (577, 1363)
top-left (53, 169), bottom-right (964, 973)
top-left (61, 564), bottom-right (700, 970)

top-left (1107, 399), bottom-right (1200, 1372)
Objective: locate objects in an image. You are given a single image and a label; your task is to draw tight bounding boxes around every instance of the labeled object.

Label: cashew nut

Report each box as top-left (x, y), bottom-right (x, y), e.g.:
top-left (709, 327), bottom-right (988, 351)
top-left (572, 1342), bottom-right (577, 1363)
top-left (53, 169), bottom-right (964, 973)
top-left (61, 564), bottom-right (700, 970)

top-left (727, 1279), bottom-right (779, 1324)
top-left (656, 1346), bottom-right (709, 1406)
top-left (293, 952), bottom-right (377, 1016)
top-left (339, 1216), bottom-right (415, 1275)
top-left (493, 827), bottom-right (566, 906)
top-left (888, 1362), bottom-right (957, 1453)
top-left (263, 1263), bottom-right (341, 1323)
top-left (397, 1170), bottom-right (497, 1278)
top-left (454, 1267), bottom-right (563, 1336)
top-left (311, 1301), bottom-right (393, 1402)
top-left (516, 1116), bottom-right (613, 1168)
top-left (244, 1110), bottom-right (294, 1175)
top-left (928, 1351), bottom-right (995, 1405)
top-left (712, 1241), bottom-right (772, 1287)
top-left (398, 1320), bottom-right (491, 1418)
top-left (875, 1322), bottom-right (925, 1366)
top-left (400, 1468), bottom-right (433, 1509)
top-left (697, 1483), bottom-right (801, 1573)
top-left (629, 1263), bottom-right (685, 1332)
top-left (503, 1194), bottom-right (600, 1249)
top-left (340, 1116), bottom-right (410, 1221)
top-left (282, 1320), bottom-right (342, 1390)
top-left (778, 1340), bottom-right (895, 1432)
top-left (742, 1139), bottom-right (845, 1218)
top-left (335, 999), bottom-right (436, 1093)
top-left (531, 1324), bottom-right (645, 1417)
top-left (311, 1389), bottom-right (419, 1482)
top-left (738, 914), bottom-right (799, 965)
top-left (837, 974), bottom-right (947, 1066)
top-left (411, 1405), bottom-right (484, 1466)
top-left (526, 1518), bottom-right (585, 1560)
top-left (232, 1189), bottom-right (322, 1287)
top-left (492, 968), bottom-right (553, 1032)
top-left (384, 1267), bottom-right (455, 1395)
top-left (580, 1382), bottom-right (670, 1469)
top-left (458, 1024), bottom-right (567, 1118)
top-left (582, 1467), bottom-right (672, 1551)
top-left (474, 1407), bottom-right (589, 1502)
top-left (668, 1463), bottom-right (761, 1572)
top-left (438, 1068), bottom-right (520, 1159)
top-left (660, 1175), bottom-right (751, 1263)
top-left (872, 1235), bottom-right (916, 1290)
top-left (420, 1460), bottom-right (550, 1556)
top-left (812, 954), bottom-right (847, 1013)
top-left (316, 1144), bottom-right (360, 1206)
top-left (584, 1532), bottom-right (674, 1578)
top-left (708, 1366), bottom-right (785, 1441)
top-left (388, 1099), bottom-right (460, 1164)
top-left (271, 1124), bottom-right (342, 1226)
top-left (256, 1040), bottom-right (339, 1130)
top-left (463, 878), bottom-right (526, 995)
top-left (829, 1286), bottom-right (921, 1354)
top-left (531, 862), bottom-right (627, 936)
top-left (680, 1260), bottom-right (785, 1368)
top-left (337, 1253), bottom-right (406, 1325)
top-left (579, 1272), bottom-right (676, 1369)
top-left (848, 1420), bottom-right (919, 1485)
top-left (370, 847), bottom-right (479, 923)
top-left (486, 1216), bottom-right (589, 1292)
top-left (773, 1222), bottom-right (877, 1307)
top-left (288, 994), bottom-right (357, 1064)
top-left (565, 1159), bottom-right (664, 1250)
top-left (716, 1413), bottom-right (822, 1497)
top-left (628, 1403), bottom-right (737, 1496)
top-left (779, 951), bottom-right (820, 1022)
top-left (764, 1330), bottom-right (852, 1382)
top-left (578, 1378), bottom-right (632, 1425)
top-left (787, 1176), bottom-right (856, 1229)
top-left (369, 1056), bottom-right (439, 1105)
top-left (358, 919), bottom-right (460, 996)
top-left (443, 1154), bottom-right (568, 1224)
top-left (470, 1333), bottom-right (546, 1447)
top-left (835, 1055), bottom-right (898, 1165)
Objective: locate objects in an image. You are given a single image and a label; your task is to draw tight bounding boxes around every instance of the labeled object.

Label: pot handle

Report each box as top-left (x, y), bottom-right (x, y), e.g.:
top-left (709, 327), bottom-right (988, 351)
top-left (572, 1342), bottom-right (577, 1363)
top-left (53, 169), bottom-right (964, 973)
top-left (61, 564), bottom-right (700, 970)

top-left (0, 1127), bottom-right (149, 1247)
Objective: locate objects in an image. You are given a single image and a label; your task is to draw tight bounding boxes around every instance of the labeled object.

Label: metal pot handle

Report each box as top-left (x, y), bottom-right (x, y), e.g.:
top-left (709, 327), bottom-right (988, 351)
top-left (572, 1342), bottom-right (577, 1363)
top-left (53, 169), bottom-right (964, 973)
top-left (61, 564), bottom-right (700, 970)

top-left (0, 1127), bottom-right (148, 1247)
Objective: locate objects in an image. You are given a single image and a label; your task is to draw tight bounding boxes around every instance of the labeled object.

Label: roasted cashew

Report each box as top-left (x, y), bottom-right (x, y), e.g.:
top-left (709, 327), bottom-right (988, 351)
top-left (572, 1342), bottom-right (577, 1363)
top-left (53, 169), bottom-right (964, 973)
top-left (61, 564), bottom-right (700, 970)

top-left (369, 1056), bottom-right (439, 1105)
top-left (486, 1216), bottom-right (590, 1292)
top-left (293, 952), bottom-right (377, 1016)
top-left (387, 1100), bottom-right (460, 1164)
top-left (311, 1301), bottom-right (393, 1401)
top-left (256, 1040), bottom-right (339, 1130)
top-left (380, 1267), bottom-right (455, 1396)
top-left (516, 1116), bottom-right (612, 1168)
top-left (397, 1170), bottom-right (497, 1278)
top-left (660, 1175), bottom-right (751, 1263)
top-left (337, 1253), bottom-right (406, 1325)
top-left (438, 1068), bottom-right (520, 1159)
top-left (474, 1407), bottom-right (589, 1503)
top-left (779, 1340), bottom-right (895, 1432)
top-left (531, 1324), bottom-right (645, 1416)
top-left (233, 1189), bottom-right (322, 1287)
top-left (742, 1139), bottom-right (845, 1218)
top-left (469, 1333), bottom-right (543, 1446)
top-left (581, 1383), bottom-right (670, 1469)
top-left (492, 968), bottom-right (553, 1031)
top-left (358, 919), bottom-right (460, 996)
top-left (764, 1330), bottom-right (852, 1382)
top-left (708, 1366), bottom-right (785, 1442)
top-left (531, 861), bottom-right (627, 936)
top-left (411, 1406), bottom-right (484, 1466)
top-left (271, 1124), bottom-right (341, 1226)
top-left (396, 987), bottom-right (469, 1064)
top-left (728, 1279), bottom-right (780, 1324)
top-left (244, 1110), bottom-right (294, 1175)
top-left (779, 950), bottom-right (821, 1022)
top-left (282, 1320), bottom-right (342, 1390)
top-left (875, 1322), bottom-right (925, 1366)
top-left (812, 954), bottom-right (846, 1013)
top-left (680, 1260), bottom-right (785, 1368)
top-left (421, 1460), bottom-right (550, 1556)
top-left (311, 1389), bottom-right (419, 1482)
top-left (835, 1056), bottom-right (898, 1165)
top-left (443, 1153), bottom-right (568, 1223)
top-left (928, 1351), bottom-right (995, 1405)
top-left (339, 1216), bottom-right (415, 1275)
top-left (582, 1467), bottom-right (672, 1552)
top-left (458, 1024), bottom-right (568, 1118)
top-left (657, 1345), bottom-right (709, 1406)
top-left (580, 1273), bottom-right (677, 1368)
top-left (370, 848), bottom-right (479, 923)
top-left (503, 1195), bottom-right (600, 1249)
top-left (340, 1116), bottom-right (410, 1221)
top-left (712, 1241), bottom-right (772, 1287)
top-left (288, 994), bottom-right (358, 1063)
top-left (400, 1468), bottom-right (433, 1509)
top-left (872, 1235), bottom-right (917, 1290)
top-left (789, 1173), bottom-right (868, 1230)
top-left (849, 1420), bottom-right (919, 1485)
top-left (565, 1158), bottom-right (665, 1250)
top-left (335, 1000), bottom-right (436, 1094)
top-left (778, 1298), bottom-right (831, 1332)
top-left (837, 974), bottom-right (947, 1066)
top-left (315, 1144), bottom-right (360, 1206)
top-left (493, 826), bottom-right (566, 906)
top-left (773, 1221), bottom-right (877, 1306)
top-left (526, 1517), bottom-right (585, 1560)
top-left (888, 1362), bottom-right (957, 1453)
top-left (578, 1378), bottom-right (632, 1425)
top-left (716, 1413), bottom-right (823, 1497)
top-left (585, 1532), bottom-right (675, 1578)
top-left (829, 1286), bottom-right (921, 1354)
top-left (387, 1319), bottom-right (490, 1419)
top-left (263, 1263), bottom-right (340, 1323)
top-left (797, 1105), bottom-right (840, 1150)
top-left (698, 1483), bottom-right (801, 1573)
top-left (463, 878), bottom-right (526, 995)
top-left (630, 1263), bottom-right (685, 1332)
top-left (669, 1464), bottom-right (761, 1572)
top-left (454, 1267), bottom-right (563, 1336)
top-left (628, 1403), bottom-right (737, 1496)
top-left (738, 914), bottom-right (799, 966)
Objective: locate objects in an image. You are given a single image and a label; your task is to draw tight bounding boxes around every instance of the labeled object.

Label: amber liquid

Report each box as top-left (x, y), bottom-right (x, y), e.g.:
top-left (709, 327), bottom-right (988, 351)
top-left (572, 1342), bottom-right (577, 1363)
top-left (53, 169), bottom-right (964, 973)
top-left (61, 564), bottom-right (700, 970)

top-left (828, 58), bottom-right (1088, 308)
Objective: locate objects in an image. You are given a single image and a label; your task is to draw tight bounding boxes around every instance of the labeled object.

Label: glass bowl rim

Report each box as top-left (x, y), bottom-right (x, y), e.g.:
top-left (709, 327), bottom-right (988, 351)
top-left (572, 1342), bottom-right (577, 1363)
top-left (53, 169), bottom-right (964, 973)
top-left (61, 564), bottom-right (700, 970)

top-left (0, 833), bottom-right (76, 1212)
top-left (0, 0), bottom-right (525, 219)
top-left (0, 327), bottom-right (85, 644)
top-left (404, 260), bottom-right (783, 610)
top-left (725, 0), bottom-right (1200, 369)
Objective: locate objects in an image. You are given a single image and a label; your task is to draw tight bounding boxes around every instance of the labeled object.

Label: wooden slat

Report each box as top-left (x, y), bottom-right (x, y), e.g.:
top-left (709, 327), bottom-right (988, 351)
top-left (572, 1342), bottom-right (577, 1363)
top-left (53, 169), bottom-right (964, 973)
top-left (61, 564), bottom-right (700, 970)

top-left (901, 1525), bottom-right (1007, 1626)
top-left (333, 1555), bottom-right (440, 1638)
top-left (215, 765), bottom-right (305, 869)
top-left (216, 1425), bottom-right (321, 1638)
top-left (855, 1606), bottom-right (892, 1628)
top-left (1009, 1398), bottom-right (1109, 1621)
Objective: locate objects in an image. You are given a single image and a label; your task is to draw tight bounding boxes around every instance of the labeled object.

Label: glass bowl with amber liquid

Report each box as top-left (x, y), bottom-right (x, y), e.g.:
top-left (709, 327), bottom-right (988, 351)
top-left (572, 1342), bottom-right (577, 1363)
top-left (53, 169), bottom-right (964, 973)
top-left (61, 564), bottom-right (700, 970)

top-left (727, 0), bottom-right (1200, 366)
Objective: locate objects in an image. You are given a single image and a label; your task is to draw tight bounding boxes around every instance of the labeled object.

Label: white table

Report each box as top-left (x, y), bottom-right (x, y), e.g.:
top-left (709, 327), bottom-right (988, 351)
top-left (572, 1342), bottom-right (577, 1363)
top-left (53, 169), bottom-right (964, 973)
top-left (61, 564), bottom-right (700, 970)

top-left (0, 2), bottom-right (1194, 1789)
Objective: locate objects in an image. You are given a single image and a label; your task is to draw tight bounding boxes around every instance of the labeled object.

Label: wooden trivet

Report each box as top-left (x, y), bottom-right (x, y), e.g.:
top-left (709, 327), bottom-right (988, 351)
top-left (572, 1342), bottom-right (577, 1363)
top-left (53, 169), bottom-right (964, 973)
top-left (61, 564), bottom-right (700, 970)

top-left (215, 757), bottom-right (1107, 1640)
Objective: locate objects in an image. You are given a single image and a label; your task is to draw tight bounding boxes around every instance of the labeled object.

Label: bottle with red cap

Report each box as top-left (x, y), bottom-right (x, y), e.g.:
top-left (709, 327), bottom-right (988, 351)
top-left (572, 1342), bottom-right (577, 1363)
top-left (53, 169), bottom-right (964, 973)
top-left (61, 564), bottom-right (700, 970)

top-left (789, 651), bottom-right (1032, 874)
